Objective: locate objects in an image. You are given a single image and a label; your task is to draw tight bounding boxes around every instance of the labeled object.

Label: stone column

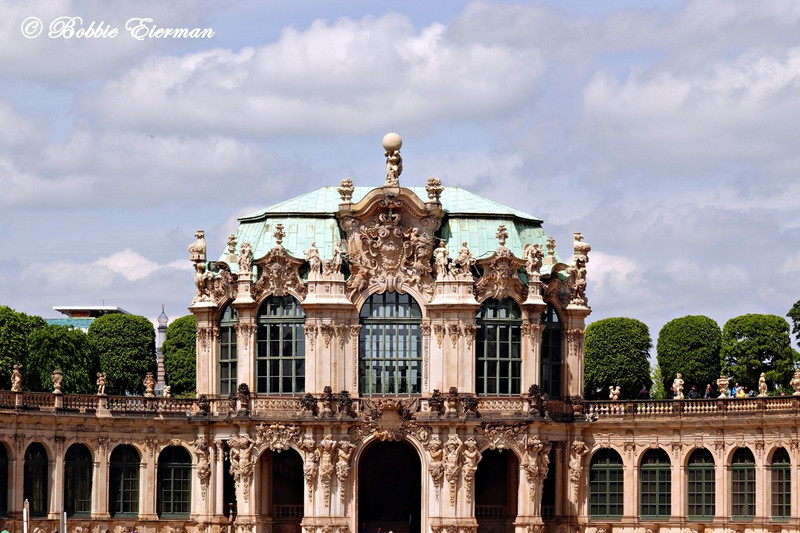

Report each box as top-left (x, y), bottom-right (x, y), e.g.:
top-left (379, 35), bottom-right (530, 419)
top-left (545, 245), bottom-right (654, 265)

top-left (11, 436), bottom-right (24, 519)
top-left (670, 445), bottom-right (683, 520)
top-left (140, 442), bottom-right (159, 520)
top-left (192, 304), bottom-right (219, 396)
top-left (50, 437), bottom-right (65, 519)
top-left (716, 446), bottom-right (728, 521)
top-left (93, 438), bottom-right (111, 518)
top-left (562, 306), bottom-right (589, 399)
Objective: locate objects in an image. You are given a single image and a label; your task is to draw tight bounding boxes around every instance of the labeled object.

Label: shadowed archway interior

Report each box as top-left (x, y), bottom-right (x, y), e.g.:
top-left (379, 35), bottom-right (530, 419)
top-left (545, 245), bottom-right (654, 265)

top-left (358, 441), bottom-right (421, 533)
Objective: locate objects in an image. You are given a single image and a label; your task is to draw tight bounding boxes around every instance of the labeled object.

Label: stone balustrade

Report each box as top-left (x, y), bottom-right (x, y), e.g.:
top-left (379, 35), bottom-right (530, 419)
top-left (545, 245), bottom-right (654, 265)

top-left (586, 396), bottom-right (800, 419)
top-left (2, 389), bottom-right (798, 420)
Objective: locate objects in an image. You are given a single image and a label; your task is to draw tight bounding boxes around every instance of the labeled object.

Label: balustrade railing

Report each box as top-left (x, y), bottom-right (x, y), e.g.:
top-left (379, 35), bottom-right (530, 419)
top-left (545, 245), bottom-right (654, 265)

top-left (1, 389), bottom-right (797, 419)
top-left (586, 396), bottom-right (800, 419)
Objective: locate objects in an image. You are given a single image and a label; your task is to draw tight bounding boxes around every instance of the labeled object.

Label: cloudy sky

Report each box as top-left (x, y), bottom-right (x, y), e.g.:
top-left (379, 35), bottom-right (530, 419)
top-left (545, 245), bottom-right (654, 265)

top-left (1, 0), bottom-right (798, 348)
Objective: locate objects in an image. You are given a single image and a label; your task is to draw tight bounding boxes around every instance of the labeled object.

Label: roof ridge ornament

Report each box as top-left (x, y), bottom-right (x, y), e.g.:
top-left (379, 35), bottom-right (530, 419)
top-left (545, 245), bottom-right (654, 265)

top-left (383, 132), bottom-right (402, 187)
top-left (338, 178), bottom-right (354, 202)
top-left (426, 177), bottom-right (443, 202)
top-left (273, 223), bottom-right (285, 247)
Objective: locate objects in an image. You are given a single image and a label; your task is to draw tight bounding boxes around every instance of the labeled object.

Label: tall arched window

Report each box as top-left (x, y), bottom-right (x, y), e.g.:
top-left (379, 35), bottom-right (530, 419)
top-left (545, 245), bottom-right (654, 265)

top-left (257, 296), bottom-right (305, 394)
top-left (157, 446), bottom-right (191, 517)
top-left (359, 292), bottom-right (422, 395)
top-left (24, 443), bottom-right (48, 517)
top-left (687, 448), bottom-right (715, 520)
top-left (0, 443), bottom-right (7, 517)
top-left (540, 304), bottom-right (562, 398)
top-left (639, 448), bottom-right (671, 519)
top-left (109, 445), bottom-right (140, 517)
top-left (771, 447), bottom-right (791, 520)
top-left (476, 298), bottom-right (522, 395)
top-left (219, 303), bottom-right (239, 396)
top-left (64, 444), bottom-right (92, 517)
top-left (589, 448), bottom-right (623, 519)
top-left (731, 447), bottom-right (755, 520)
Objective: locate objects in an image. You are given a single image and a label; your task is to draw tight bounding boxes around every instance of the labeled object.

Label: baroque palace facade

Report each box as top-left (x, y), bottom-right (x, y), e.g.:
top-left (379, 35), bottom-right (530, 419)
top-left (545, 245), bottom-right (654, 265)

top-left (2, 134), bottom-right (800, 533)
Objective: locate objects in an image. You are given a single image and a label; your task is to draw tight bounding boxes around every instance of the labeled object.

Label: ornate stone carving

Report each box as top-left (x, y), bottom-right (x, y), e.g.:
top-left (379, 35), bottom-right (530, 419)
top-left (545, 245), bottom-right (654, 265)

top-left (11, 364), bottom-right (22, 392)
top-left (475, 226), bottom-right (527, 303)
top-left (481, 424), bottom-right (523, 451)
top-left (565, 329), bottom-right (584, 356)
top-left (338, 178), bottom-right (354, 202)
top-left (427, 437), bottom-right (445, 501)
top-left (673, 373), bottom-right (684, 399)
top-left (228, 434), bottom-right (255, 502)
top-left (255, 423), bottom-right (301, 451)
top-left (463, 324), bottom-right (476, 349)
top-left (189, 229), bottom-right (206, 262)
top-left (520, 435), bottom-right (551, 502)
top-left (96, 372), bottom-right (106, 395)
top-left (608, 386), bottom-right (620, 400)
top-left (335, 440), bottom-right (355, 504)
top-left (434, 240), bottom-right (449, 279)
top-left (444, 434), bottom-right (463, 506)
top-left (433, 323), bottom-right (445, 348)
top-left (192, 261), bottom-right (215, 304)
top-left (52, 369), bottom-right (63, 394)
top-left (758, 372), bottom-right (768, 397)
top-left (305, 243), bottom-right (322, 274)
top-left (383, 133), bottom-right (403, 186)
top-left (421, 175), bottom-right (443, 203)
top-left (569, 438), bottom-right (589, 499)
top-left (448, 323), bottom-right (460, 348)
top-left (462, 437), bottom-right (481, 503)
top-left (143, 372), bottom-right (156, 398)
top-left (252, 243), bottom-right (307, 301)
top-left (791, 369), bottom-right (800, 395)
top-left (522, 243), bottom-right (543, 281)
top-left (346, 207), bottom-right (435, 299)
top-left (300, 435), bottom-right (319, 499)
top-left (318, 434), bottom-right (336, 507)
top-left (144, 436), bottom-right (159, 458)
top-left (235, 322), bottom-right (257, 351)
top-left (238, 242), bottom-right (253, 274)
top-left (717, 376), bottom-right (730, 398)
top-left (320, 324), bottom-right (335, 349)
top-left (195, 436), bottom-right (211, 499)
top-left (568, 232), bottom-right (590, 306)
top-left (451, 242), bottom-right (475, 276)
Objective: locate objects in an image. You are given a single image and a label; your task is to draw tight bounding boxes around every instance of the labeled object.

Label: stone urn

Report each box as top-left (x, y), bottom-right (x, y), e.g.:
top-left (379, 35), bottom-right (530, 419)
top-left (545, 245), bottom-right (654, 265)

top-left (716, 376), bottom-right (729, 398)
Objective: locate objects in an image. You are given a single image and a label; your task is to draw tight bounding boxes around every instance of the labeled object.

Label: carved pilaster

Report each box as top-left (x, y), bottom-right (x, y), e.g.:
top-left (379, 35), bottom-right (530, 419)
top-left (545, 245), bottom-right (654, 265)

top-left (228, 434), bottom-right (255, 502)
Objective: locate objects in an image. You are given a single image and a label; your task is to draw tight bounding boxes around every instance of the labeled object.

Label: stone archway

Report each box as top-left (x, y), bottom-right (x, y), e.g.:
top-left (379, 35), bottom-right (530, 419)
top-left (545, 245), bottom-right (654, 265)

top-left (257, 448), bottom-right (304, 533)
top-left (475, 449), bottom-right (519, 533)
top-left (358, 440), bottom-right (421, 533)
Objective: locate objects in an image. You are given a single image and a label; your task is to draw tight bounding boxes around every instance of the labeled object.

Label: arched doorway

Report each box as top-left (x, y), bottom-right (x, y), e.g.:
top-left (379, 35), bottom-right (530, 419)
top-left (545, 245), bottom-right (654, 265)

top-left (358, 441), bottom-right (421, 533)
top-left (257, 448), bottom-right (304, 533)
top-left (475, 449), bottom-right (518, 533)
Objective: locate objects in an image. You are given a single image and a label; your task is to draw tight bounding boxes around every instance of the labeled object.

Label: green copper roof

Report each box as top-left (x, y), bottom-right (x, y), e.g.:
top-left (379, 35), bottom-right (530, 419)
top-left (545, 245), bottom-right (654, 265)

top-left (221, 186), bottom-right (557, 267)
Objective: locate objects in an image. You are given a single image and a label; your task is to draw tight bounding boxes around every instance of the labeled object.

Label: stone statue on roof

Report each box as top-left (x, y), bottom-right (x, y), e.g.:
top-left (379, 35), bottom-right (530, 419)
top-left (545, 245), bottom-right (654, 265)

top-left (306, 242), bottom-right (322, 274)
top-left (188, 229), bottom-right (206, 261)
top-left (383, 133), bottom-right (403, 186)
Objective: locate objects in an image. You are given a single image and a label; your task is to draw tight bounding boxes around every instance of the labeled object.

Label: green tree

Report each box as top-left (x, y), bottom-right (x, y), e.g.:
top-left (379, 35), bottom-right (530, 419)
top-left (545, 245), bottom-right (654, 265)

top-left (584, 317), bottom-right (652, 400)
top-left (162, 315), bottom-right (197, 397)
top-left (720, 314), bottom-right (799, 393)
top-left (650, 363), bottom-right (666, 399)
top-left (89, 314), bottom-right (156, 395)
top-left (656, 315), bottom-right (721, 397)
top-left (25, 325), bottom-right (98, 394)
top-left (788, 300), bottom-right (800, 345)
top-left (0, 306), bottom-right (46, 389)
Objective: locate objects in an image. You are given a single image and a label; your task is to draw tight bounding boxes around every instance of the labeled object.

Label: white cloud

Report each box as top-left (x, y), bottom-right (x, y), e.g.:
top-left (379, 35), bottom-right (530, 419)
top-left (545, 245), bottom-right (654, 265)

top-left (86, 13), bottom-right (545, 136)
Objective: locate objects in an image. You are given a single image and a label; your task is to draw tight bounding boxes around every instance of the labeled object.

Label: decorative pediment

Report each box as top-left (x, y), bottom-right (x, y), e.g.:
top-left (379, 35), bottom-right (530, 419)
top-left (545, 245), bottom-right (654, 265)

top-left (338, 189), bottom-right (443, 301)
top-left (475, 229), bottom-right (527, 303)
top-left (252, 246), bottom-right (307, 301)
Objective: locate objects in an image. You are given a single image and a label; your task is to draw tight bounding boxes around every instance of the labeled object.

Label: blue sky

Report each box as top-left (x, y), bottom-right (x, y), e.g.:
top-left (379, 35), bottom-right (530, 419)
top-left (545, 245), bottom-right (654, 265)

top-left (1, 0), bottom-right (798, 348)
